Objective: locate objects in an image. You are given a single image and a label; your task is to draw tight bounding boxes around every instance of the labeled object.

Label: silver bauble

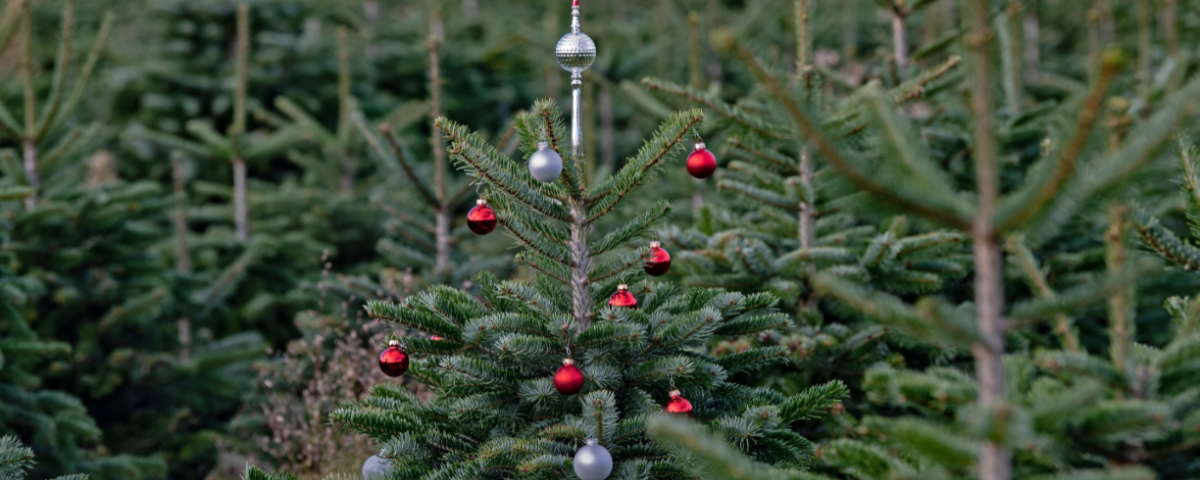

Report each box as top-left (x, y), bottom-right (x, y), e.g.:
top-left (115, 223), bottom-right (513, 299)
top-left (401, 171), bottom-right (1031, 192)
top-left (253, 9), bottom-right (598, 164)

top-left (529, 142), bottom-right (564, 182)
top-left (362, 455), bottom-right (392, 479)
top-left (556, 31), bottom-right (596, 75)
top-left (573, 439), bottom-right (613, 480)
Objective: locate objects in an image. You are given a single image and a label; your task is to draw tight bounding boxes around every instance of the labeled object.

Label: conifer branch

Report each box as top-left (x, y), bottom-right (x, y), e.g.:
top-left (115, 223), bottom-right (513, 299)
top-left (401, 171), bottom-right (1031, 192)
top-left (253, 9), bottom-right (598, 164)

top-left (641, 79), bottom-right (788, 140)
top-left (996, 53), bottom-right (1120, 232)
top-left (716, 34), bottom-right (970, 229)
top-left (379, 124), bottom-right (439, 207)
top-left (1004, 235), bottom-right (1078, 351)
top-left (585, 110), bottom-right (704, 224)
top-left (33, 0), bottom-right (71, 142)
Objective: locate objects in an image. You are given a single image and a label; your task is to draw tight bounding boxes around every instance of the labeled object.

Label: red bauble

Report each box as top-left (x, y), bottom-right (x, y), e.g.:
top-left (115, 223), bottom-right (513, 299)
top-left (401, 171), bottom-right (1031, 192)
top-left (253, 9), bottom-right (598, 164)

top-left (686, 143), bottom-right (717, 179)
top-left (467, 199), bottom-right (497, 235)
top-left (608, 284), bottom-right (638, 309)
top-left (644, 241), bottom-right (671, 276)
top-left (430, 335), bottom-right (443, 341)
top-left (665, 390), bottom-right (693, 416)
top-left (554, 358), bottom-right (585, 395)
top-left (379, 340), bottom-right (409, 377)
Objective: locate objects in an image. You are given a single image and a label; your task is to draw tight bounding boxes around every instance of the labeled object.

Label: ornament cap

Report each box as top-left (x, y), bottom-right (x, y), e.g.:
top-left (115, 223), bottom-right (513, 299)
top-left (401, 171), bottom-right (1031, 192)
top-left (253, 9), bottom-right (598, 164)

top-left (585, 438), bottom-right (599, 446)
top-left (669, 389), bottom-right (681, 398)
top-left (388, 339), bottom-right (399, 347)
top-left (649, 241), bottom-right (661, 248)
top-left (537, 141), bottom-right (550, 150)
top-left (695, 142), bottom-right (706, 151)
top-left (617, 284), bottom-right (628, 291)
top-left (563, 358), bottom-right (575, 366)
top-left (476, 198), bottom-right (488, 206)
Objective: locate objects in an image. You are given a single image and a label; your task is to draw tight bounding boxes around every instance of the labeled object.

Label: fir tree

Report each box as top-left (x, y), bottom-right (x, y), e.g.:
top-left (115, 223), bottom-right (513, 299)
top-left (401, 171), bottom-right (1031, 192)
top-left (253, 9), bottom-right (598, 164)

top-left (249, 92), bottom-right (853, 479)
top-left (663, 1), bottom-right (1200, 479)
top-left (641, 0), bottom-right (967, 405)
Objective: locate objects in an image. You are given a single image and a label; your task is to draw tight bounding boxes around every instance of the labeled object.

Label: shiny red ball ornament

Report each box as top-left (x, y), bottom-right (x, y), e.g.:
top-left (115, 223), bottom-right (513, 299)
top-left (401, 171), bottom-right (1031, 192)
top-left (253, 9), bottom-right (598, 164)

top-left (554, 358), bottom-right (585, 395)
top-left (665, 390), bottom-right (693, 416)
top-left (686, 142), bottom-right (717, 179)
top-left (608, 284), bottom-right (638, 309)
top-left (467, 199), bottom-right (497, 235)
top-left (644, 241), bottom-right (671, 277)
top-left (379, 340), bottom-right (409, 377)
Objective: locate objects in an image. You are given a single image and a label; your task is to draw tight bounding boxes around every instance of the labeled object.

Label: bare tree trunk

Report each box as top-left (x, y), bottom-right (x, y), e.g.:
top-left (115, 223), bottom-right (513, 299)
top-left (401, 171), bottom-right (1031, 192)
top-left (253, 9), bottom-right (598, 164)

top-left (435, 207), bottom-right (451, 278)
top-left (688, 11), bottom-right (703, 89)
top-left (967, 2), bottom-right (1010, 479)
top-left (890, 5), bottom-right (908, 69)
top-left (363, 0), bottom-right (379, 58)
top-left (583, 73), bottom-right (596, 185)
top-left (570, 199), bottom-right (593, 330)
top-left (599, 85), bottom-right (614, 173)
top-left (20, 1), bottom-right (36, 211)
top-left (173, 153), bottom-right (190, 273)
top-left (429, 12), bottom-right (446, 203)
top-left (22, 140), bottom-right (36, 210)
top-left (795, 0), bottom-right (816, 283)
top-left (233, 157), bottom-right (248, 241)
top-left (461, 0), bottom-right (478, 17)
top-left (1106, 205), bottom-right (1132, 369)
top-left (842, 0), bottom-right (858, 61)
top-left (337, 27), bottom-right (355, 193)
top-left (1023, 8), bottom-right (1039, 83)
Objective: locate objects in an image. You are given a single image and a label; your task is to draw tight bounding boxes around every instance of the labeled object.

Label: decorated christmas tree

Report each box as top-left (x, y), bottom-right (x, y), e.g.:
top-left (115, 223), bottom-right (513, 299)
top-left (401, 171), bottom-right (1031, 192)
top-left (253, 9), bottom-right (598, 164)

top-left (245, 3), bottom-right (848, 479)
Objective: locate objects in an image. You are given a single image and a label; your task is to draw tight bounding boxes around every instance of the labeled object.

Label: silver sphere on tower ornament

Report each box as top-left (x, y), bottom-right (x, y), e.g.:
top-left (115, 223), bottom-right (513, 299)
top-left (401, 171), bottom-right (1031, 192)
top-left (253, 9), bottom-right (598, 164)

top-left (529, 142), bottom-right (564, 182)
top-left (557, 0), bottom-right (596, 158)
top-left (573, 438), bottom-right (613, 480)
top-left (556, 28), bottom-right (595, 75)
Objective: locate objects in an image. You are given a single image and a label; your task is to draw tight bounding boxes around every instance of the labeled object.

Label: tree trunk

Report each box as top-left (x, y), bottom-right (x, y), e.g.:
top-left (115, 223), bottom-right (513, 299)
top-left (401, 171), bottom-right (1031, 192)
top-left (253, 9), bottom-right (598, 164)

top-left (435, 207), bottom-right (451, 278)
top-left (570, 199), bottom-right (593, 330)
top-left (173, 153), bottom-right (190, 273)
top-left (233, 157), bottom-right (248, 241)
top-left (599, 85), bottom-right (614, 173)
top-left (891, 9), bottom-right (908, 69)
top-left (22, 139), bottom-right (36, 211)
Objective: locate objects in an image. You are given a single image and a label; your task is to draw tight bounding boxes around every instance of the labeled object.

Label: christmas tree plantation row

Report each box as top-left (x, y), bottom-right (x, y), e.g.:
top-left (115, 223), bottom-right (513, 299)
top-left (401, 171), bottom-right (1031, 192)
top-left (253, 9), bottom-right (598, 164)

top-left (7, 1), bottom-right (1200, 480)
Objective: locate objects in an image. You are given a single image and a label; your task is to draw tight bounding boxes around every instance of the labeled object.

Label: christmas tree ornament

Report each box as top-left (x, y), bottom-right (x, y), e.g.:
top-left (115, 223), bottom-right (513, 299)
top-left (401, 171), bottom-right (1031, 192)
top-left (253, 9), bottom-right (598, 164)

top-left (430, 335), bottom-right (443, 341)
top-left (686, 142), bottom-right (717, 179)
top-left (362, 455), bottom-right (392, 479)
top-left (607, 284), bottom-right (637, 309)
top-left (554, 358), bottom-right (585, 395)
top-left (529, 142), bottom-right (564, 182)
top-left (556, 0), bottom-right (596, 157)
top-left (573, 438), bottom-right (613, 480)
top-left (467, 199), bottom-right (497, 235)
top-left (665, 389), bottom-right (693, 416)
top-left (378, 340), bottom-right (409, 377)
top-left (644, 241), bottom-right (671, 276)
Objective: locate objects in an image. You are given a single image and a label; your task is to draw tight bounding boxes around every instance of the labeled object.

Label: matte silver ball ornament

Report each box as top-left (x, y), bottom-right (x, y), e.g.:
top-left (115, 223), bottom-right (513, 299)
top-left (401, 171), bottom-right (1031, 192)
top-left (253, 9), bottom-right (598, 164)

top-left (573, 438), bottom-right (613, 480)
top-left (362, 455), bottom-right (392, 479)
top-left (529, 142), bottom-right (564, 182)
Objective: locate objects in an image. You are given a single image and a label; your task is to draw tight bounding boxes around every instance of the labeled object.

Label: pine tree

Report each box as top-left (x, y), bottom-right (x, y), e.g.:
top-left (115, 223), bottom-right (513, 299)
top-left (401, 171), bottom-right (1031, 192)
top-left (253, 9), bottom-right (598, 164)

top-left (640, 0), bottom-right (968, 406)
top-left (0, 186), bottom-right (166, 479)
top-left (351, 8), bottom-right (511, 287)
top-left (0, 2), bottom-right (266, 477)
top-left (664, 1), bottom-right (1200, 478)
top-left (284, 91), bottom-right (854, 479)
